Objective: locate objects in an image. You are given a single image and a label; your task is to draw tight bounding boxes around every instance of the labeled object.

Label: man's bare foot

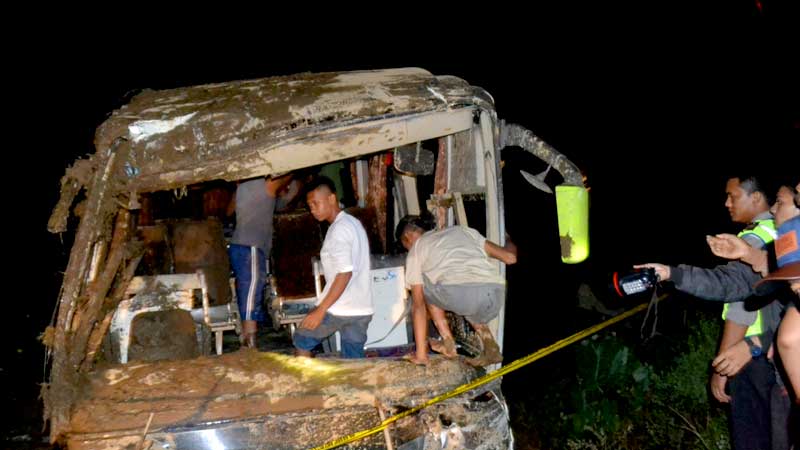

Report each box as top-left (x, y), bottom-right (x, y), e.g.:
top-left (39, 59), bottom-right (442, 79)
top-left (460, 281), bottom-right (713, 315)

top-left (403, 353), bottom-right (429, 365)
top-left (428, 337), bottom-right (457, 358)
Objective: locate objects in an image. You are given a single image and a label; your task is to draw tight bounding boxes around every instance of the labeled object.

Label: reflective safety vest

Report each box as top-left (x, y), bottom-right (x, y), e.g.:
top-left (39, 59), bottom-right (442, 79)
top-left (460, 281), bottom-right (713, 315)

top-left (722, 218), bottom-right (777, 337)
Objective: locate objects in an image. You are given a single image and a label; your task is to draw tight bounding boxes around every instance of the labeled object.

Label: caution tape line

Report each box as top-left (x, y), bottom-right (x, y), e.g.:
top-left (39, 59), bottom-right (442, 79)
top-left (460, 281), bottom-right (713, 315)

top-left (311, 295), bottom-right (667, 450)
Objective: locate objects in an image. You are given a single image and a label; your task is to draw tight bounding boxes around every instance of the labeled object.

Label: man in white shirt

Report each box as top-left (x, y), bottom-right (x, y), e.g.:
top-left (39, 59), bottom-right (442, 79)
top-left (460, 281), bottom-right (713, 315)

top-left (293, 176), bottom-right (373, 358)
top-left (397, 215), bottom-right (517, 366)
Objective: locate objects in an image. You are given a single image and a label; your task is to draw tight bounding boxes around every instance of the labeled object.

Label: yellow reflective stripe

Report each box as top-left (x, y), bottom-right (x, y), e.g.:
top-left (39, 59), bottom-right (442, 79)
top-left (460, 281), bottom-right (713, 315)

top-left (745, 310), bottom-right (763, 337)
top-left (758, 224), bottom-right (778, 240)
top-left (726, 218), bottom-right (771, 336)
top-left (737, 219), bottom-right (777, 244)
top-left (722, 305), bottom-right (763, 336)
top-left (311, 296), bottom-right (669, 450)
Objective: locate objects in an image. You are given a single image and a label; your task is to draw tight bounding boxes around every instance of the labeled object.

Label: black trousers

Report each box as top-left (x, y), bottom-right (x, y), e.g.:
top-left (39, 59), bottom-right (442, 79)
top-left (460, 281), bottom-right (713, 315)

top-left (729, 356), bottom-right (791, 450)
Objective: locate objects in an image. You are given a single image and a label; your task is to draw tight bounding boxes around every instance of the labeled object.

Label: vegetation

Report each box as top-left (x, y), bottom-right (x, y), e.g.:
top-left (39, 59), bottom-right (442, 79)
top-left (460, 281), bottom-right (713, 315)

top-left (507, 307), bottom-right (731, 450)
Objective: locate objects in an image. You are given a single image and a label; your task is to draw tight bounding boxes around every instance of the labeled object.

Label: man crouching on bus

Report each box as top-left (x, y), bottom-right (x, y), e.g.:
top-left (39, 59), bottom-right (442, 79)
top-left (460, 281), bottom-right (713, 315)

top-left (396, 215), bottom-right (517, 366)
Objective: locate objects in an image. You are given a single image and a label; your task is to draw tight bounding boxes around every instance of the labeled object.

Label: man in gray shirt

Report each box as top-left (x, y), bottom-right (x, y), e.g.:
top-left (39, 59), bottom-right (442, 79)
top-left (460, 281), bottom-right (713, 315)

top-left (229, 175), bottom-right (292, 348)
top-left (396, 215), bottom-right (517, 367)
top-left (638, 174), bottom-right (780, 450)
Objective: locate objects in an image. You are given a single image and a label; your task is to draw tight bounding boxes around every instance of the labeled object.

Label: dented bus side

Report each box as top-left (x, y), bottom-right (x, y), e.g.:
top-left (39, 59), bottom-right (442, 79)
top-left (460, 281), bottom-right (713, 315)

top-left (44, 68), bottom-right (586, 449)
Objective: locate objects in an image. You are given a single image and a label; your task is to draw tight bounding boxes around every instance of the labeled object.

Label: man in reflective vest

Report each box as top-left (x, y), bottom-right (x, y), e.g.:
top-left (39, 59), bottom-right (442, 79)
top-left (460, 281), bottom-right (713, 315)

top-left (637, 175), bottom-right (778, 450)
top-left (719, 216), bottom-right (777, 351)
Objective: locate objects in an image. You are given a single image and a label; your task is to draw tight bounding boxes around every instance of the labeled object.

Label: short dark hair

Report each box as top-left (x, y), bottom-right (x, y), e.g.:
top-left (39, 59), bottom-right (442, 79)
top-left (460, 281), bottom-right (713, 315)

top-left (731, 175), bottom-right (772, 205)
top-left (395, 214), bottom-right (434, 242)
top-left (305, 176), bottom-right (337, 196)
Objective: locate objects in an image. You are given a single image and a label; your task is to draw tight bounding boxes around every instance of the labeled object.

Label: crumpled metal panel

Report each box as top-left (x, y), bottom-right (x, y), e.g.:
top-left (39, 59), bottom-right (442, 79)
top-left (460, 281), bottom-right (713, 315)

top-left (67, 385), bottom-right (512, 450)
top-left (94, 68), bottom-right (493, 187)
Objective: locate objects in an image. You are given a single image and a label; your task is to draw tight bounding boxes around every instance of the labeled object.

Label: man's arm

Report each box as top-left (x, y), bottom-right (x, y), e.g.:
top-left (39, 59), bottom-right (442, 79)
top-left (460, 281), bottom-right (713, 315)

top-left (713, 324), bottom-right (758, 377)
top-left (709, 319), bottom-right (750, 403)
top-left (266, 173), bottom-right (293, 197)
top-left (636, 261), bottom-right (761, 302)
top-left (275, 179), bottom-right (303, 212)
top-left (410, 284), bottom-right (429, 364)
top-left (672, 262), bottom-right (760, 301)
top-left (718, 320), bottom-right (750, 362)
top-left (707, 234), bottom-right (769, 275)
top-left (300, 272), bottom-right (352, 330)
top-left (485, 241), bottom-right (517, 265)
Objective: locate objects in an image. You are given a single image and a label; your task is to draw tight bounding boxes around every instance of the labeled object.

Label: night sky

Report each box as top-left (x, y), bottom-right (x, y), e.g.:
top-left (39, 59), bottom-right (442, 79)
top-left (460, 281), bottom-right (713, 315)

top-left (5, 3), bottom-right (798, 443)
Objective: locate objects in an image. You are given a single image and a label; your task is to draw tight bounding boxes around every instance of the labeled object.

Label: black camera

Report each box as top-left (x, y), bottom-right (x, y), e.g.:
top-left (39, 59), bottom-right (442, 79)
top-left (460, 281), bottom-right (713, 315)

top-left (611, 268), bottom-right (659, 298)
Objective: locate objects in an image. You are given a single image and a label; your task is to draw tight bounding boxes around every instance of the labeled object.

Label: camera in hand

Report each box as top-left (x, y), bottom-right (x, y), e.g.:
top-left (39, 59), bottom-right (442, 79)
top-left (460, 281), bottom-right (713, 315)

top-left (611, 268), bottom-right (659, 298)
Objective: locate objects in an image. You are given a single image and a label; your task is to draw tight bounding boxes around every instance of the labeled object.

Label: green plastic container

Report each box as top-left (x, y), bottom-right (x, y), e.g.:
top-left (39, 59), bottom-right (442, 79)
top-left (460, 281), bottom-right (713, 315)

top-left (555, 185), bottom-right (589, 263)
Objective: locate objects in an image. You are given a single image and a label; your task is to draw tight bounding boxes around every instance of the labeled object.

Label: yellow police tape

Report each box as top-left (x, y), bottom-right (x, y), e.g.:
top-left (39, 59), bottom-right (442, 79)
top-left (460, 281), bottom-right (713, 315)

top-left (311, 295), bottom-right (666, 450)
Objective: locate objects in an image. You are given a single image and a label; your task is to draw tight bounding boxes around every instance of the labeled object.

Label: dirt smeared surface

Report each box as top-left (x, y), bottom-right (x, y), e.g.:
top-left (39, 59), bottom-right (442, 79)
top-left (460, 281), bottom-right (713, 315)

top-left (97, 68), bottom-right (430, 162)
top-left (48, 158), bottom-right (97, 234)
top-left (45, 168), bottom-right (129, 442)
top-left (170, 218), bottom-right (231, 306)
top-left (69, 392), bottom-right (512, 450)
top-left (366, 153), bottom-right (388, 252)
top-left (499, 122), bottom-right (584, 187)
top-left (69, 351), bottom-right (478, 436)
top-left (136, 224), bottom-right (172, 275)
top-left (66, 350), bottom-right (511, 449)
top-left (127, 310), bottom-right (199, 362)
top-left (46, 68), bottom-right (499, 444)
top-left (560, 233), bottom-right (574, 260)
top-left (89, 68), bottom-right (492, 194)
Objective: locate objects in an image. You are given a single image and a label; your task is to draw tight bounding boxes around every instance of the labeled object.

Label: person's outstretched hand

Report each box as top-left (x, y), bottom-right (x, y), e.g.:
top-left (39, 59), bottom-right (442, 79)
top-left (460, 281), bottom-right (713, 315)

top-left (632, 263), bottom-right (670, 281)
top-left (706, 234), bottom-right (749, 260)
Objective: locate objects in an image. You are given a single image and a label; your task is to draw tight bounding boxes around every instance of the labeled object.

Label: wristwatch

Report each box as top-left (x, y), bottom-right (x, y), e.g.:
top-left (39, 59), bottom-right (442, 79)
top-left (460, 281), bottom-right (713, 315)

top-left (744, 337), bottom-right (762, 358)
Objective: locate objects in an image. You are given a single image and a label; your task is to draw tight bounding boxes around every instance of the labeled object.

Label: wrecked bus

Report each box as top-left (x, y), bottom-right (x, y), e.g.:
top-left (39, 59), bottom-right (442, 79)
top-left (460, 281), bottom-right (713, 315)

top-left (44, 68), bottom-right (588, 449)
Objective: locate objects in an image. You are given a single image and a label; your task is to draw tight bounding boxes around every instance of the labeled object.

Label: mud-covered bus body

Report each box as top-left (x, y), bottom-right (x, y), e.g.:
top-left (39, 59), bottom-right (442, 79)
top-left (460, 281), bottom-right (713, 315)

top-left (44, 68), bottom-right (585, 449)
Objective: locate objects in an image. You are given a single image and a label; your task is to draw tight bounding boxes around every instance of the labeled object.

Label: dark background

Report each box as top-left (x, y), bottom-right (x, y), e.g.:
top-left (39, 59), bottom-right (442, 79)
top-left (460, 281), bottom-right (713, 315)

top-left (4, 2), bottom-right (798, 445)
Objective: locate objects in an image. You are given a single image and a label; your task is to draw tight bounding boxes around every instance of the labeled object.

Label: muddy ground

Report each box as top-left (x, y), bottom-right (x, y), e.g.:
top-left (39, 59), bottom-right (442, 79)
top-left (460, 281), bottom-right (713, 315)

top-left (3, 324), bottom-right (294, 449)
top-left (0, 317), bottom-right (472, 450)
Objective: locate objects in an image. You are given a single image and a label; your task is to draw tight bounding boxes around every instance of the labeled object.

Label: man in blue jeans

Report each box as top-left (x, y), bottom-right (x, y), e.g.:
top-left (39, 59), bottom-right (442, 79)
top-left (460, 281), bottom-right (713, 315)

top-left (293, 176), bottom-right (373, 358)
top-left (229, 174), bottom-right (292, 348)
